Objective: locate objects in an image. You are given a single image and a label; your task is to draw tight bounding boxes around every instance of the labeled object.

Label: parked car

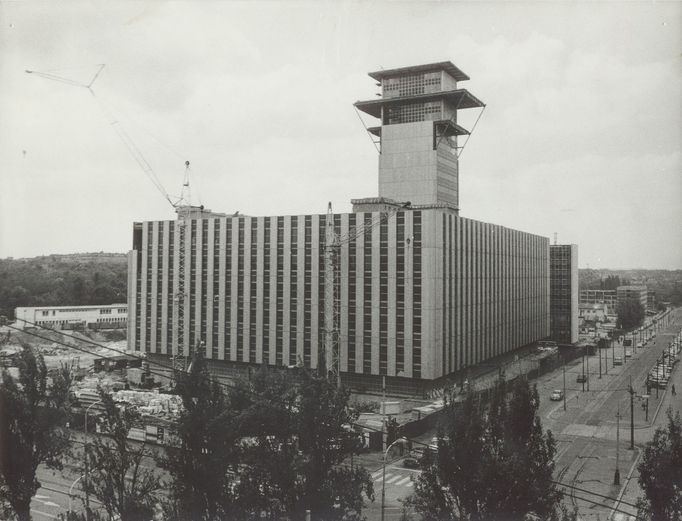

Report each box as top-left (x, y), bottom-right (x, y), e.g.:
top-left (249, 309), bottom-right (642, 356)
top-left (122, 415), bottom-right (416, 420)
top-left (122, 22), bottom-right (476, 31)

top-left (614, 356), bottom-right (623, 365)
top-left (576, 374), bottom-right (587, 383)
top-left (403, 457), bottom-right (420, 469)
top-left (550, 389), bottom-right (564, 401)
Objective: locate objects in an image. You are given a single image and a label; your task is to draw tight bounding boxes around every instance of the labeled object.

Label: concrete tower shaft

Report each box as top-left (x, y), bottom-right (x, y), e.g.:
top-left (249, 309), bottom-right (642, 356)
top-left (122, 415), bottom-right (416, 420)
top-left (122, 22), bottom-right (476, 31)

top-left (355, 62), bottom-right (484, 210)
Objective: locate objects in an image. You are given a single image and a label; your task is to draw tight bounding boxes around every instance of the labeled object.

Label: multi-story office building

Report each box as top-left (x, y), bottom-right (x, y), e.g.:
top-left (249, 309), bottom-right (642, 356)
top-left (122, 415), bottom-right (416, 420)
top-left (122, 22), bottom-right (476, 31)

top-left (617, 285), bottom-right (648, 309)
top-left (647, 290), bottom-right (657, 311)
top-left (549, 244), bottom-right (579, 344)
top-left (15, 304), bottom-right (128, 330)
top-left (579, 289), bottom-right (618, 313)
top-left (128, 61), bottom-right (551, 394)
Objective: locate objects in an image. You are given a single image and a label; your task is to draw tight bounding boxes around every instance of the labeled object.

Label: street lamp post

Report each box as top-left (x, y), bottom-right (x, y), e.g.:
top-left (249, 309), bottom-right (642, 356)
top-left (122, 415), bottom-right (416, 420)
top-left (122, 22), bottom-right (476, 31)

top-left (84, 400), bottom-right (102, 520)
top-left (381, 437), bottom-right (407, 521)
top-left (68, 475), bottom-right (83, 513)
top-left (614, 407), bottom-right (621, 485)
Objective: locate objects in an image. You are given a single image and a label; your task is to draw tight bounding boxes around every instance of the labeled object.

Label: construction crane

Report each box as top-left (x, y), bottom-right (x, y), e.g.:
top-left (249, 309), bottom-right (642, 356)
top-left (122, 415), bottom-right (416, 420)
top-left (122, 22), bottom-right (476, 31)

top-left (323, 200), bottom-right (410, 387)
top-left (26, 65), bottom-right (197, 375)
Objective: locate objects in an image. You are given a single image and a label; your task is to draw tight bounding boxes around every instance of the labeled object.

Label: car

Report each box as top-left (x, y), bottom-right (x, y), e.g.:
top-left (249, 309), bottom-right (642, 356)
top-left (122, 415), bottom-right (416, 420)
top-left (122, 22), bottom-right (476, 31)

top-left (550, 389), bottom-right (564, 401)
top-left (576, 374), bottom-right (587, 383)
top-left (625, 350), bottom-right (633, 359)
top-left (614, 356), bottom-right (623, 365)
top-left (637, 343), bottom-right (643, 349)
top-left (403, 457), bottom-right (420, 469)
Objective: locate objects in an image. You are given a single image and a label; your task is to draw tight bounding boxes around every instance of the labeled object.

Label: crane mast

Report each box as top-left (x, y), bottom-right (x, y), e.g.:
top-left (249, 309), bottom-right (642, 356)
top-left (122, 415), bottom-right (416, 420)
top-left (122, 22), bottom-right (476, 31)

top-left (323, 200), bottom-right (410, 387)
top-left (26, 65), bottom-right (196, 378)
top-left (323, 203), bottom-right (341, 386)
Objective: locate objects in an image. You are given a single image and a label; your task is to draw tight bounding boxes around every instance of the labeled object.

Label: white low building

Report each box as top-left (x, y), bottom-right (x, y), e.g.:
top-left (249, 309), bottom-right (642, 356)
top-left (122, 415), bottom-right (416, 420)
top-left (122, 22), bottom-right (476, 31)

top-left (14, 304), bottom-right (127, 330)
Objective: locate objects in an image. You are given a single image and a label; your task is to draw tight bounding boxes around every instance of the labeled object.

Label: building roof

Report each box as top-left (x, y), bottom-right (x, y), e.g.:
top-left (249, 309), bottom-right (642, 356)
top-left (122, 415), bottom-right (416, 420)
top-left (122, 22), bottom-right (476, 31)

top-left (354, 89), bottom-right (485, 118)
top-left (368, 61), bottom-right (470, 82)
top-left (367, 119), bottom-right (470, 137)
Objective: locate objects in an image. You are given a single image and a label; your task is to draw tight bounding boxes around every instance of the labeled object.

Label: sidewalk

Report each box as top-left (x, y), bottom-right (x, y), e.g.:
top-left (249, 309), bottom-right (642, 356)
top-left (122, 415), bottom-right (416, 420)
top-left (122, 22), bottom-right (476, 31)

top-left (613, 328), bottom-right (682, 519)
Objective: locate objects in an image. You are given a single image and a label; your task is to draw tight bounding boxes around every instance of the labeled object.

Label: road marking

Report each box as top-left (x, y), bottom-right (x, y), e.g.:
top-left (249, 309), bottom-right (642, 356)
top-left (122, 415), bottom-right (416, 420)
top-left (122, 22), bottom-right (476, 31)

top-left (395, 476), bottom-right (412, 486)
top-left (35, 495), bottom-right (50, 499)
top-left (385, 474), bottom-right (403, 484)
top-left (371, 469), bottom-right (383, 478)
top-left (31, 509), bottom-right (58, 519)
top-left (406, 481), bottom-right (414, 487)
top-left (374, 474), bottom-right (385, 482)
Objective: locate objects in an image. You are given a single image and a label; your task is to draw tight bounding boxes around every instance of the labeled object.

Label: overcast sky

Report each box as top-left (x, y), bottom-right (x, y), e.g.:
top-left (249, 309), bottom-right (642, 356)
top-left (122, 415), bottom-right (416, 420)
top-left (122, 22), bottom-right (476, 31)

top-left (1, 1), bottom-right (680, 269)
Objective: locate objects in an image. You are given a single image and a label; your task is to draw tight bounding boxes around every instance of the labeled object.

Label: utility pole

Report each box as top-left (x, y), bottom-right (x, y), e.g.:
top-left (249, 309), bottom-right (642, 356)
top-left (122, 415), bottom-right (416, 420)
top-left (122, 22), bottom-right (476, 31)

top-left (629, 375), bottom-right (635, 450)
top-left (586, 351), bottom-right (590, 392)
top-left (563, 362), bottom-right (567, 412)
top-left (599, 344), bottom-right (602, 378)
top-left (582, 354), bottom-right (586, 392)
top-left (656, 359), bottom-right (660, 399)
top-left (611, 337), bottom-right (615, 368)
top-left (614, 407), bottom-right (621, 485)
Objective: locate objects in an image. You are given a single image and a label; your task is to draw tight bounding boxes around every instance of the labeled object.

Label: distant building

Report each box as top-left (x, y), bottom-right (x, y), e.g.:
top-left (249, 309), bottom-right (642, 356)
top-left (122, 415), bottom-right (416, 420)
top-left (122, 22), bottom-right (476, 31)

top-left (579, 289), bottom-right (617, 313)
top-left (14, 304), bottom-right (127, 330)
top-left (128, 61), bottom-right (553, 395)
top-left (647, 289), bottom-right (657, 311)
top-left (579, 303), bottom-right (609, 323)
top-left (549, 244), bottom-right (579, 344)
top-left (616, 285), bottom-right (647, 309)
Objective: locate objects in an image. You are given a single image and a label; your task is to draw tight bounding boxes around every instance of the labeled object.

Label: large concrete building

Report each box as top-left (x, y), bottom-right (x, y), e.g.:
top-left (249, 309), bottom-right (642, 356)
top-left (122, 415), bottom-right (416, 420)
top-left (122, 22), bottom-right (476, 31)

top-left (128, 61), bottom-right (552, 394)
top-left (549, 244), bottom-right (579, 344)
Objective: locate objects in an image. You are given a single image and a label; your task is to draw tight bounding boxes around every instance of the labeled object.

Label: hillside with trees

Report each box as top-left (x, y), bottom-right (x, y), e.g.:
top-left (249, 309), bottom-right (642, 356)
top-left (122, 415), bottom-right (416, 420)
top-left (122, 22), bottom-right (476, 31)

top-left (0, 253), bottom-right (128, 319)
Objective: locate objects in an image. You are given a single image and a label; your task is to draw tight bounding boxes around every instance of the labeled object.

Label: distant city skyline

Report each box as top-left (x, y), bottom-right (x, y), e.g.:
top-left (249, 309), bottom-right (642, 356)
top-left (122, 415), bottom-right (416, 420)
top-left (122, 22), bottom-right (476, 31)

top-left (1, 2), bottom-right (680, 269)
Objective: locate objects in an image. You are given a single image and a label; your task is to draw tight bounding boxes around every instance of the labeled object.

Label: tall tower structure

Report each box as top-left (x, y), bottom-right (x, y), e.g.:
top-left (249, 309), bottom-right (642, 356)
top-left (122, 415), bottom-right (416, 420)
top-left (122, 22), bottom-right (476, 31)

top-left (355, 62), bottom-right (484, 210)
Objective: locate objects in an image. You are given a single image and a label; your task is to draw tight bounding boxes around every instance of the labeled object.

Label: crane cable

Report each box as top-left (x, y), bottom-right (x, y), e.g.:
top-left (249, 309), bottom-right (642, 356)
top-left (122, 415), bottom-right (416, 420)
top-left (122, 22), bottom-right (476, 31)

top-left (25, 64), bottom-right (175, 208)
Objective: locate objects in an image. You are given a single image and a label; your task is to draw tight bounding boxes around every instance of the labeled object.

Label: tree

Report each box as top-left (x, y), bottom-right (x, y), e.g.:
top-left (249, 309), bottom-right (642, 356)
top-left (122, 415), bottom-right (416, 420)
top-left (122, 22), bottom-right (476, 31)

top-left (408, 378), bottom-right (566, 521)
top-left (0, 345), bottom-right (73, 521)
top-left (616, 300), bottom-right (645, 330)
top-left (82, 390), bottom-right (164, 521)
top-left (232, 367), bottom-right (374, 521)
top-left (293, 370), bottom-right (374, 520)
top-left (161, 351), bottom-right (241, 521)
top-left (602, 276), bottom-right (622, 291)
top-left (636, 410), bottom-right (682, 521)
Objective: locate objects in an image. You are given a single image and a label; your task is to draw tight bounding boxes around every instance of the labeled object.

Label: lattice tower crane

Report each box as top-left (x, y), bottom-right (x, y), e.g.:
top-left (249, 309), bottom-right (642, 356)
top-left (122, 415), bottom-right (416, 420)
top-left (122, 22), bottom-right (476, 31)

top-left (323, 200), bottom-right (410, 387)
top-left (26, 65), bottom-right (196, 375)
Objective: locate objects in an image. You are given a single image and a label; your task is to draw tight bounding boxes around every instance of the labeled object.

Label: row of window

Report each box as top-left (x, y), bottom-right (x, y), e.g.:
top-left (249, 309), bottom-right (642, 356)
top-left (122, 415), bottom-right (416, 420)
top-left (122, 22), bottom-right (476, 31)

top-left (133, 213), bottom-right (423, 376)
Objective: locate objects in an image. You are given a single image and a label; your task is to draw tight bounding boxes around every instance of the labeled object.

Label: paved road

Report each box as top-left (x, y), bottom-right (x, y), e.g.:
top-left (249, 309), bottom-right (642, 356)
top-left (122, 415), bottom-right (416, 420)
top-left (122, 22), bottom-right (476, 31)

top-left (536, 309), bottom-right (682, 520)
top-left (360, 309), bottom-right (681, 521)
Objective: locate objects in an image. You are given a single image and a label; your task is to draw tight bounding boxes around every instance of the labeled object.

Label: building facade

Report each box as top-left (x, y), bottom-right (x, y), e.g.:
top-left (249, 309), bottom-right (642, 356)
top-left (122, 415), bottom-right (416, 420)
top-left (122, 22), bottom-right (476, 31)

top-left (15, 304), bottom-right (128, 330)
top-left (128, 61), bottom-right (551, 394)
top-left (579, 289), bottom-right (617, 313)
top-left (617, 285), bottom-right (648, 309)
top-left (549, 244), bottom-right (579, 344)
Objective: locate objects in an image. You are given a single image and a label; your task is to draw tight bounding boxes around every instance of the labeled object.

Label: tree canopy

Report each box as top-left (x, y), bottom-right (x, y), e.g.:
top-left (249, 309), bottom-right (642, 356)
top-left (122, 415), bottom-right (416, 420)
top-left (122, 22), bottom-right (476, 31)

top-left (0, 345), bottom-right (73, 521)
top-left (82, 390), bottom-right (164, 521)
top-left (616, 299), bottom-right (645, 330)
top-left (637, 410), bottom-right (682, 521)
top-left (162, 354), bottom-right (373, 520)
top-left (408, 378), bottom-right (569, 521)
top-left (0, 255), bottom-right (127, 319)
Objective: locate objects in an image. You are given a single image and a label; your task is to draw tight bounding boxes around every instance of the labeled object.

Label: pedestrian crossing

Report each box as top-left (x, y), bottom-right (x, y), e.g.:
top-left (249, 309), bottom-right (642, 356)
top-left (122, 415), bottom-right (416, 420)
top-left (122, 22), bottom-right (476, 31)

top-left (371, 469), bottom-right (414, 488)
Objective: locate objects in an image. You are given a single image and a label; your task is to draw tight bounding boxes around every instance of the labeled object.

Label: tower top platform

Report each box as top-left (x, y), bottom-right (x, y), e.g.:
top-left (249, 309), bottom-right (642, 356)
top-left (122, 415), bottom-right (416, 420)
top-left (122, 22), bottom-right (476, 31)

top-left (368, 61), bottom-right (469, 82)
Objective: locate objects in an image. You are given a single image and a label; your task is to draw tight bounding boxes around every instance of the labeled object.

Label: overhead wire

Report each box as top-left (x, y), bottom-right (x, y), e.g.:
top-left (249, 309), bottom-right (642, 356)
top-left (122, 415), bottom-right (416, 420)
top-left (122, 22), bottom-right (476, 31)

top-left (7, 320), bottom-right (655, 517)
top-left (8, 319), bottom-right (432, 448)
top-left (25, 64), bottom-right (176, 209)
